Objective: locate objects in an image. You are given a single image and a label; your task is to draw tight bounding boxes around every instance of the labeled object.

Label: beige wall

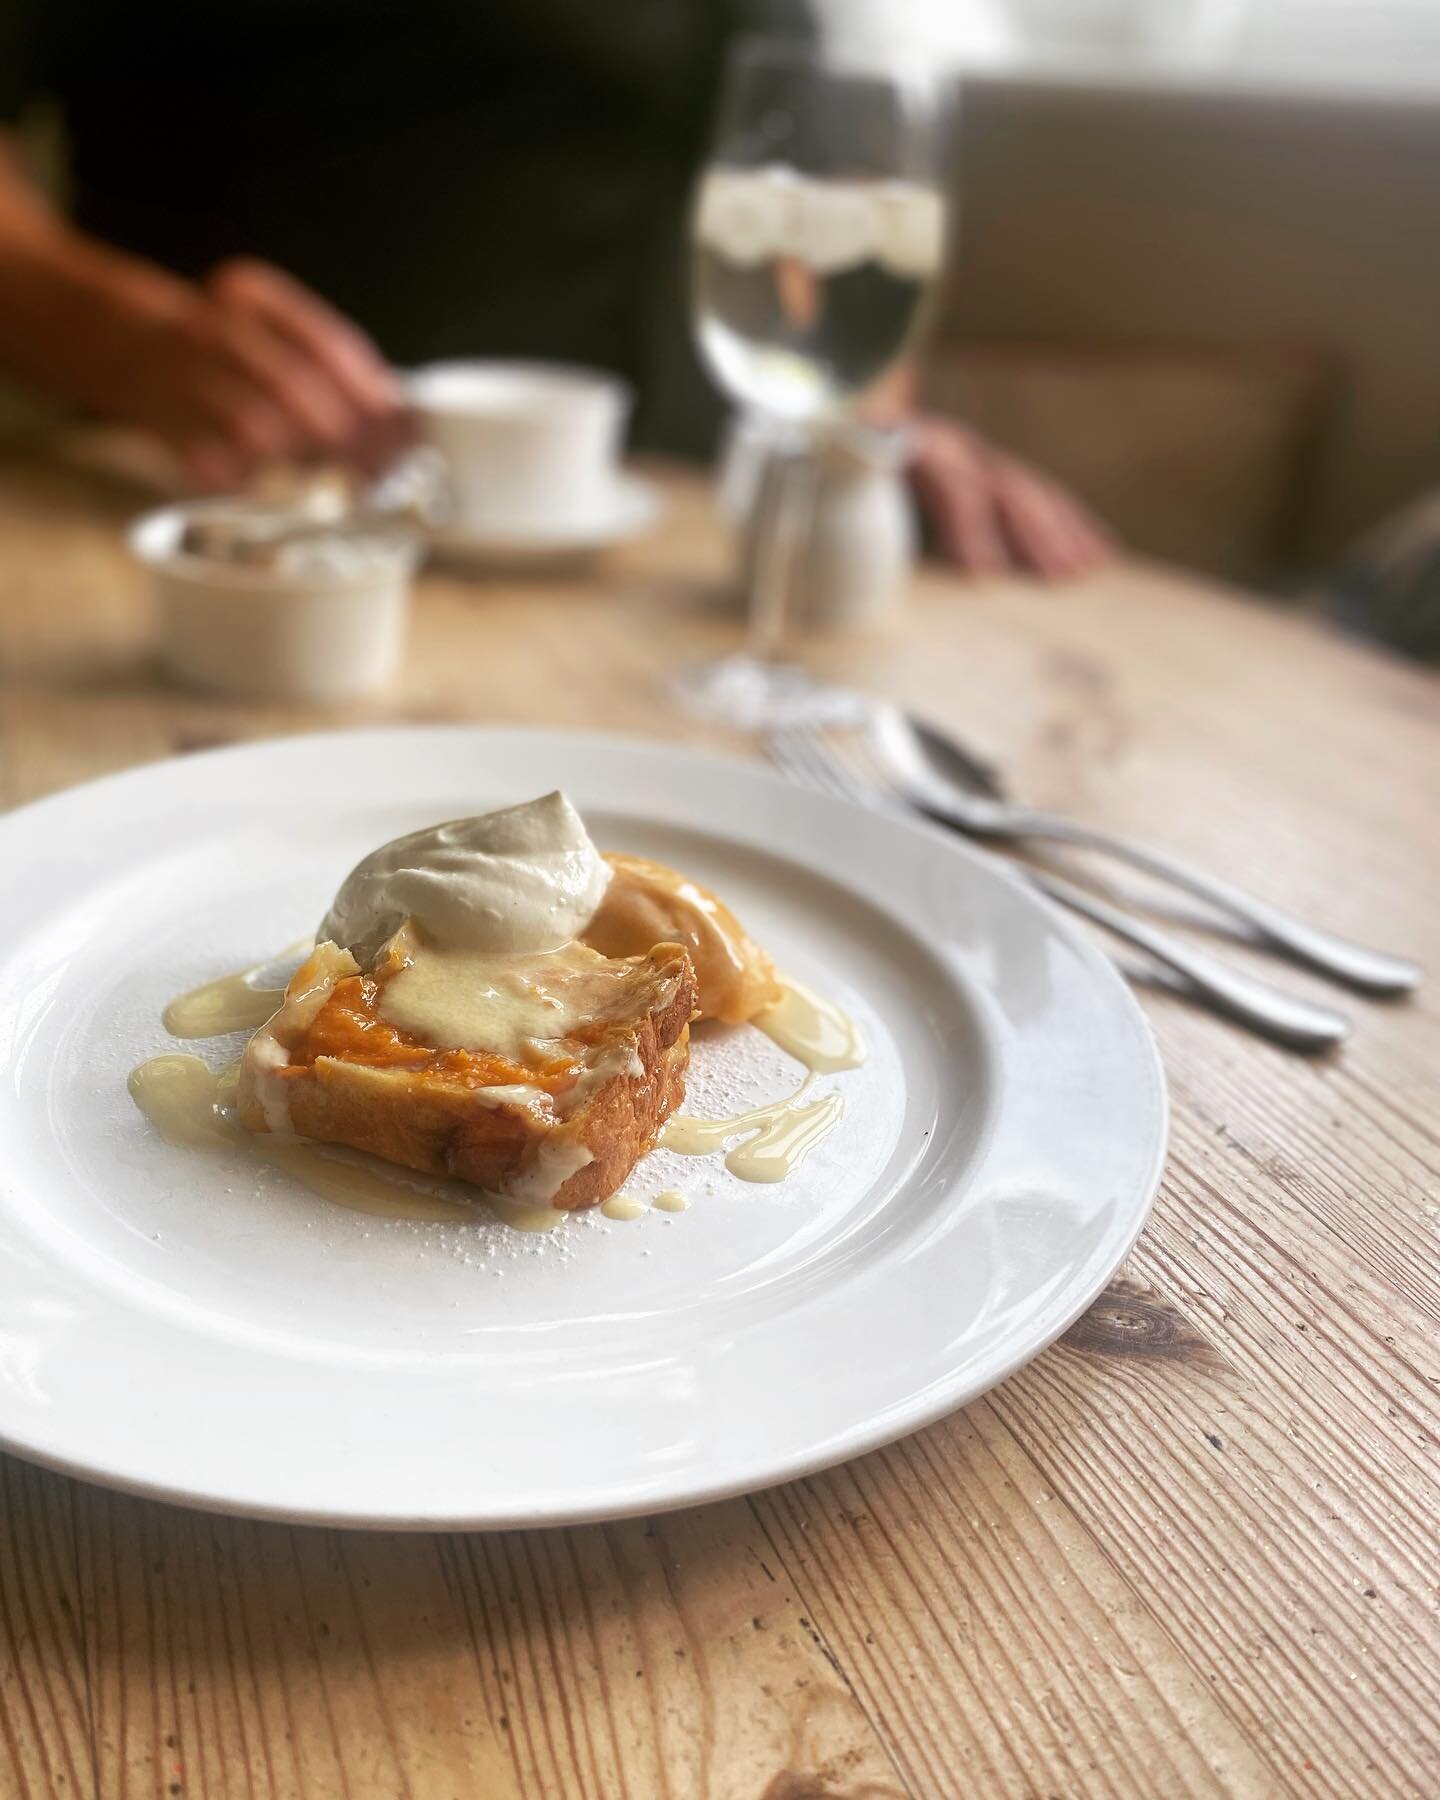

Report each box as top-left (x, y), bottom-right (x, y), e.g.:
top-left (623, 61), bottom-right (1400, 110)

top-left (937, 78), bottom-right (1440, 564)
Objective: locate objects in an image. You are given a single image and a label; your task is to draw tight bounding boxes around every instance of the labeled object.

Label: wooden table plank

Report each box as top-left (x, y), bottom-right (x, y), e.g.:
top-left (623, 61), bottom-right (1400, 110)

top-left (0, 1460), bottom-right (92, 1800)
top-left (72, 1489), bottom-right (907, 1800)
top-left (0, 436), bottom-right (1436, 1799)
top-left (754, 1396), bottom-right (1283, 1798)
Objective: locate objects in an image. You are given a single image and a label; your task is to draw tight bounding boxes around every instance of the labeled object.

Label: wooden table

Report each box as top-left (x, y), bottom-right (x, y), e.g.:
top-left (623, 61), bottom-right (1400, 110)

top-left (1, 441), bottom-right (1436, 1800)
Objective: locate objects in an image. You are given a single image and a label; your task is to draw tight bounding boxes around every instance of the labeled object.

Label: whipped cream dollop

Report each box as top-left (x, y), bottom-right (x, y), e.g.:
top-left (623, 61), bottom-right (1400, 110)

top-left (319, 791), bottom-right (612, 963)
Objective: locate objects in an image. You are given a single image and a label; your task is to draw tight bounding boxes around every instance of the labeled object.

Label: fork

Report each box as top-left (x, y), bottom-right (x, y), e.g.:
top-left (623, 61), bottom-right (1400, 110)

top-left (766, 724), bottom-right (1353, 1053)
top-left (868, 705), bottom-right (1420, 997)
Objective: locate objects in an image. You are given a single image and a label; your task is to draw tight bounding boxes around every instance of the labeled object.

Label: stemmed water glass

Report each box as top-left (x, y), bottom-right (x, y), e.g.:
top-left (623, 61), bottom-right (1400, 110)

top-left (673, 37), bottom-right (951, 727)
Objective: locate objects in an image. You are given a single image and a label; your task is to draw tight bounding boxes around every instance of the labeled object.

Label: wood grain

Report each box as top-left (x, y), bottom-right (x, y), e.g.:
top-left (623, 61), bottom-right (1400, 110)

top-left (0, 1460), bottom-right (92, 1800)
top-left (0, 436), bottom-right (1436, 1799)
top-left (69, 1491), bottom-right (904, 1799)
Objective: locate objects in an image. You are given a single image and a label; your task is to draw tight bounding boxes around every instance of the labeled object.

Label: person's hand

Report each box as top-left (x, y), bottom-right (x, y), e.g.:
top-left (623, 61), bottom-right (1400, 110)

top-left (0, 140), bottom-right (413, 488)
top-left (92, 256), bottom-right (413, 489)
top-left (906, 416), bottom-right (1114, 578)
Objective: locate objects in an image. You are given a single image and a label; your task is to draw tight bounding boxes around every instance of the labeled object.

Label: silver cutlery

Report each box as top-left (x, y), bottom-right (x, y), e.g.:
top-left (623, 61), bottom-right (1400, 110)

top-left (867, 704), bottom-right (1420, 997)
top-left (766, 722), bottom-right (1353, 1053)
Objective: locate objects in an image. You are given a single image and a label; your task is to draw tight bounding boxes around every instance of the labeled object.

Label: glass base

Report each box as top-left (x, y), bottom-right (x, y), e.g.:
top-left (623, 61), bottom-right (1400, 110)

top-left (668, 653), bottom-right (865, 733)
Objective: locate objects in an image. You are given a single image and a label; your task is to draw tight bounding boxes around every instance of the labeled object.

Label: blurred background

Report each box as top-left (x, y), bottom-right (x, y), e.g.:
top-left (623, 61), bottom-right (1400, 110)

top-left (2, 0), bottom-right (1438, 647)
top-left (885, 0), bottom-right (1440, 591)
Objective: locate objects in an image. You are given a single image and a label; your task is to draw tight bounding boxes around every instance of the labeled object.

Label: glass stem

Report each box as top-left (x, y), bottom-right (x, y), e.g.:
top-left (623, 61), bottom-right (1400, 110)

top-left (746, 436), bottom-right (814, 664)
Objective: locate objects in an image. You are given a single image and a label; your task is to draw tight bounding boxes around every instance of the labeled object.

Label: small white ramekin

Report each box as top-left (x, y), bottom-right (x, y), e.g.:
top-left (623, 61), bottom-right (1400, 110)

top-left (129, 502), bottom-right (418, 702)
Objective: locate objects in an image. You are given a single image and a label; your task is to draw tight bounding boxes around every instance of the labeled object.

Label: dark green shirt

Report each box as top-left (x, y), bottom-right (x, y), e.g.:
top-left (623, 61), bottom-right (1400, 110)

top-left (0, 0), bottom-right (808, 450)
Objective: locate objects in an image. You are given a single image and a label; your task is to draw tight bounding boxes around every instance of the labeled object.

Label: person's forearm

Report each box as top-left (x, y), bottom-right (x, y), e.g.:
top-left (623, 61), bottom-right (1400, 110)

top-left (0, 143), bottom-right (188, 411)
top-left (0, 136), bottom-right (408, 485)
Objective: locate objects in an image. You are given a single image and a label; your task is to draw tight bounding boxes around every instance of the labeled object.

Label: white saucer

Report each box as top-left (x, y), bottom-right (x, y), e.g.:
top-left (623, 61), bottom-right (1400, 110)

top-left (429, 475), bottom-right (662, 567)
top-left (0, 728), bottom-right (1166, 1528)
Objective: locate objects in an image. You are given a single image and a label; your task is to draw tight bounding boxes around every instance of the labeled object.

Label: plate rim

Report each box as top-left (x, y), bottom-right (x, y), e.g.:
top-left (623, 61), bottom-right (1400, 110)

top-left (0, 724), bottom-right (1168, 1528)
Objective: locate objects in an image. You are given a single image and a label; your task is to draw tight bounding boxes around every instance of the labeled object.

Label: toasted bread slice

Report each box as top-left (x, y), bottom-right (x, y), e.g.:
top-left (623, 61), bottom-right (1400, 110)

top-left (237, 930), bottom-right (697, 1210)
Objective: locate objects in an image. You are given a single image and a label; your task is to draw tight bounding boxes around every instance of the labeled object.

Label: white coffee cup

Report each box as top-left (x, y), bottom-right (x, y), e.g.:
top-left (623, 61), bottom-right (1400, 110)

top-left (407, 361), bottom-right (631, 536)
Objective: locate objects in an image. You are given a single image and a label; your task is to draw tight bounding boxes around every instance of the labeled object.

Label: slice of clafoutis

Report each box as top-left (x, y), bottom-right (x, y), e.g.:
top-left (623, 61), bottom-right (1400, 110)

top-left (236, 925), bottom-right (698, 1211)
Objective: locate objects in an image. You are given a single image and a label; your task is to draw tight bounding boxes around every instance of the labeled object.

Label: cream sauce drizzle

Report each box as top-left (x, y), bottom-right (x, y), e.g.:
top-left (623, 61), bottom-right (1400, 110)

top-left (247, 1135), bottom-right (475, 1224)
top-left (754, 977), bottom-right (865, 1073)
top-left (652, 1191), bottom-right (690, 1213)
top-left (600, 1194), bottom-right (647, 1221)
top-left (474, 1193), bottom-right (566, 1233)
top-left (662, 1074), bottom-right (844, 1182)
top-left (128, 1053), bottom-right (560, 1230)
top-left (127, 1055), bottom-right (236, 1151)
top-left (727, 1093), bottom-right (844, 1183)
top-left (162, 939), bottom-right (314, 1038)
top-left (378, 939), bottom-right (620, 1060)
top-left (215, 1057), bottom-right (242, 1108)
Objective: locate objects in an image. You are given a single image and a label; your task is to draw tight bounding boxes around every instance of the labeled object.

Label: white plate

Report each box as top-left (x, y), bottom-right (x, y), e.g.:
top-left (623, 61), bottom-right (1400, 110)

top-left (428, 475), bottom-right (661, 566)
top-left (0, 728), bottom-right (1166, 1528)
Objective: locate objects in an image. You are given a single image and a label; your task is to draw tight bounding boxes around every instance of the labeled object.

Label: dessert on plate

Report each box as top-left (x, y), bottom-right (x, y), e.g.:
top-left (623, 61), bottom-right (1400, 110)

top-left (236, 792), bottom-right (778, 1211)
top-left (585, 852), bottom-right (780, 1025)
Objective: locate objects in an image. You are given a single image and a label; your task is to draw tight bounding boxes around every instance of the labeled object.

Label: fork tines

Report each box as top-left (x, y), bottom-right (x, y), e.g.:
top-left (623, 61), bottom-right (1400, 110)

top-left (765, 724), bottom-right (898, 811)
